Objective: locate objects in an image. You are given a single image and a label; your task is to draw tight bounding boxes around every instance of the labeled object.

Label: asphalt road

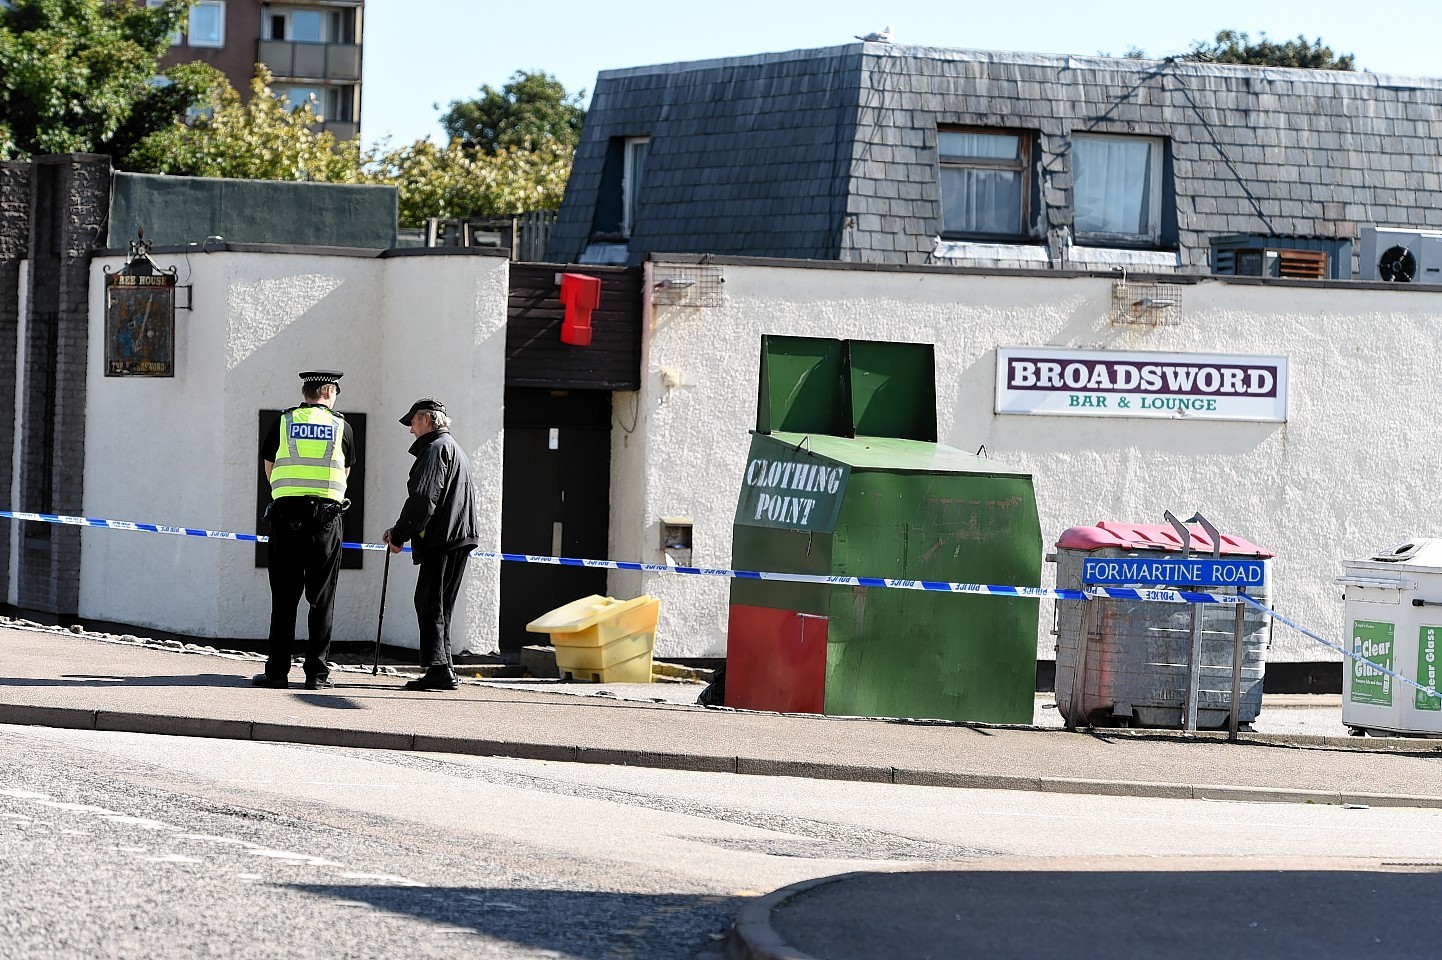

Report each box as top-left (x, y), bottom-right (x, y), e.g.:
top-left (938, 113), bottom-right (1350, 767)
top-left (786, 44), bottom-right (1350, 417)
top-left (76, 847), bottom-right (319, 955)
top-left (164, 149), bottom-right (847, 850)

top-left (6, 723), bottom-right (1442, 959)
top-left (0, 725), bottom-right (742, 959)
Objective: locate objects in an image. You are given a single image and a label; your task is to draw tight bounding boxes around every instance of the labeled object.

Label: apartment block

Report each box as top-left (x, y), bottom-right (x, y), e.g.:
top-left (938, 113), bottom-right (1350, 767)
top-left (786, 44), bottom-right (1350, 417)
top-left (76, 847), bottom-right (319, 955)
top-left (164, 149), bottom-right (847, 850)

top-left (152, 0), bottom-right (364, 141)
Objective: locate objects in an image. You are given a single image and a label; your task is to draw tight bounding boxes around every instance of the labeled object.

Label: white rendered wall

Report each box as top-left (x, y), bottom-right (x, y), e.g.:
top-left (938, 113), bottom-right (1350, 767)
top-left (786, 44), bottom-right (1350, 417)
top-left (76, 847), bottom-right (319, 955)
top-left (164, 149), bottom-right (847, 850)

top-left (7, 260), bottom-right (27, 607)
top-left (605, 262), bottom-right (655, 605)
top-left (627, 260), bottom-right (1442, 662)
top-left (374, 255), bottom-right (507, 653)
top-left (81, 250), bottom-right (507, 653)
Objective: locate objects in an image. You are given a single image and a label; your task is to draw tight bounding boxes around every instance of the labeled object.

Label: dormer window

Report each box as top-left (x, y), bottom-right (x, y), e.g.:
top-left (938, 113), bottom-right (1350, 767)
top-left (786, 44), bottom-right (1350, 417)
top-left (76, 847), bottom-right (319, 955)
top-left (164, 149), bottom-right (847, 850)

top-left (1073, 134), bottom-right (1163, 245)
top-left (938, 128), bottom-right (1032, 239)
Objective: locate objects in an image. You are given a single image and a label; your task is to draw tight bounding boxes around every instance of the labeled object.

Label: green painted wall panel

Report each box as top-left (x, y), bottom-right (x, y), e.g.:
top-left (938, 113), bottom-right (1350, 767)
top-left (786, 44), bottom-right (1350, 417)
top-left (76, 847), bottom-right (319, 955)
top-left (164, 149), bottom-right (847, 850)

top-left (823, 470), bottom-right (1042, 723)
top-left (109, 173), bottom-right (398, 249)
top-left (846, 340), bottom-right (937, 441)
top-left (757, 335), bottom-right (850, 436)
top-left (770, 432), bottom-right (1029, 475)
top-left (729, 525), bottom-right (832, 616)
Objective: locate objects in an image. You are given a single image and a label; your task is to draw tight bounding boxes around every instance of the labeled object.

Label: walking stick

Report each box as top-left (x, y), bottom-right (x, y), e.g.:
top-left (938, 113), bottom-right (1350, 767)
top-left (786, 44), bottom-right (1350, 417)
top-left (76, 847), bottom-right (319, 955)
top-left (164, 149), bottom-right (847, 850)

top-left (372, 549), bottom-right (391, 676)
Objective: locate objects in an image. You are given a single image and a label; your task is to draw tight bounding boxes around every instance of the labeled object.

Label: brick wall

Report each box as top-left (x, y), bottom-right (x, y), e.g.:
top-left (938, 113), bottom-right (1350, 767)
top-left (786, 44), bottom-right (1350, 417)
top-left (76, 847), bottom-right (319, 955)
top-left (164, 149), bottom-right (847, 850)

top-left (16, 155), bottom-right (111, 614)
top-left (0, 162), bottom-right (32, 599)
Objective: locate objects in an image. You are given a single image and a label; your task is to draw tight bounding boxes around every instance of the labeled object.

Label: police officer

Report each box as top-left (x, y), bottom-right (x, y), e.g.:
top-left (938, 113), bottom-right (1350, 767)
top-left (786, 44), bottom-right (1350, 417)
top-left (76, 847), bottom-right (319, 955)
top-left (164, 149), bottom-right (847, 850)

top-left (253, 370), bottom-right (356, 690)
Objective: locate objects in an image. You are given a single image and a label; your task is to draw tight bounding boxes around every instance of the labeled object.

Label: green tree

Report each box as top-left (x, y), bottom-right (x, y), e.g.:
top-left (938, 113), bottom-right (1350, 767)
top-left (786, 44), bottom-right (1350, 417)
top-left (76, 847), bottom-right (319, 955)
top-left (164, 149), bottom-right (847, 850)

top-left (438, 70), bottom-right (586, 151)
top-left (127, 66), bottom-right (571, 221)
top-left (365, 135), bottom-right (573, 228)
top-left (109, 60), bottom-right (230, 168)
top-left (127, 67), bottom-right (364, 182)
top-left (1186, 30), bottom-right (1354, 69)
top-left (1128, 30), bottom-right (1355, 70)
top-left (0, 0), bottom-right (195, 160)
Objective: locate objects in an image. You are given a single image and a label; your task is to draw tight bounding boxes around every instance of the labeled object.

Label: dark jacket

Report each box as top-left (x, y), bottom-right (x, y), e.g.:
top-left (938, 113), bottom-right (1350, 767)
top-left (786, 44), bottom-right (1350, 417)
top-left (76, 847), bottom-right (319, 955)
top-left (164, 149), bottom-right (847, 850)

top-left (389, 428), bottom-right (479, 563)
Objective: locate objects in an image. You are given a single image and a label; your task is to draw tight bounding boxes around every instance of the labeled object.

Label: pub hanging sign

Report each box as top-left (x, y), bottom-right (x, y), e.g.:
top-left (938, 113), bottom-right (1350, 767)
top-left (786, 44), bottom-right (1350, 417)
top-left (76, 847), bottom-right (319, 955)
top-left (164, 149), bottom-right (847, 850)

top-left (104, 238), bottom-right (179, 377)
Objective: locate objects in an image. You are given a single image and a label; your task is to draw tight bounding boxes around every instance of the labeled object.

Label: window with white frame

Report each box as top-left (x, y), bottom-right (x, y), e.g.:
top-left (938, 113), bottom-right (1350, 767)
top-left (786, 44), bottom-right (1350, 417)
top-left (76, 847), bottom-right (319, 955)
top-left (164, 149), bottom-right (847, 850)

top-left (622, 137), bottom-right (649, 238)
top-left (289, 9), bottom-right (324, 42)
top-left (1072, 133), bottom-right (1163, 244)
top-left (937, 129), bottom-right (1031, 238)
top-left (187, 1), bottom-right (225, 47)
top-left (266, 7), bottom-right (329, 42)
top-left (267, 6), bottom-right (356, 43)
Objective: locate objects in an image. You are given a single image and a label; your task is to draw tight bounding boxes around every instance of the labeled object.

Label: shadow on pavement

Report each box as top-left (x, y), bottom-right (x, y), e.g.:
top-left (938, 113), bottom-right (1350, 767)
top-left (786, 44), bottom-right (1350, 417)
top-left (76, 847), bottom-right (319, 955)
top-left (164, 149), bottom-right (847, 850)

top-left (293, 693), bottom-right (365, 710)
top-left (0, 673), bottom-right (255, 688)
top-left (288, 884), bottom-right (744, 959)
top-left (768, 867), bottom-right (1442, 960)
top-left (1079, 728), bottom-right (1442, 759)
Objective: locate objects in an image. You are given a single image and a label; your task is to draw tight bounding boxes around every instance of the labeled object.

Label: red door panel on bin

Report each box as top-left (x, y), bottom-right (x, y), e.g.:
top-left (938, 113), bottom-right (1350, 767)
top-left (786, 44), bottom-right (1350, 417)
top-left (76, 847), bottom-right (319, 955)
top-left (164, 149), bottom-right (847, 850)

top-left (725, 604), bottom-right (827, 714)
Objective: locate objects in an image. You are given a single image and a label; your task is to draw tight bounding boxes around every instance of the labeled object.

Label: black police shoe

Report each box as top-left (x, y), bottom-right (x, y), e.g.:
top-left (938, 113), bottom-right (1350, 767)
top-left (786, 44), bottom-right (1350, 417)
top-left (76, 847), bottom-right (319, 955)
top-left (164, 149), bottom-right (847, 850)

top-left (403, 669), bottom-right (458, 692)
top-left (304, 676), bottom-right (334, 690)
top-left (251, 673), bottom-right (288, 689)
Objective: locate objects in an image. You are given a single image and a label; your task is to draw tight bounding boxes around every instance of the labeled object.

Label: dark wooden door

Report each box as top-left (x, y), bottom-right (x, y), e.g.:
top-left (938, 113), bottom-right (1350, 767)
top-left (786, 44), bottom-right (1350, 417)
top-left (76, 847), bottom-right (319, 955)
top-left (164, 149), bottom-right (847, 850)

top-left (499, 388), bottom-right (612, 651)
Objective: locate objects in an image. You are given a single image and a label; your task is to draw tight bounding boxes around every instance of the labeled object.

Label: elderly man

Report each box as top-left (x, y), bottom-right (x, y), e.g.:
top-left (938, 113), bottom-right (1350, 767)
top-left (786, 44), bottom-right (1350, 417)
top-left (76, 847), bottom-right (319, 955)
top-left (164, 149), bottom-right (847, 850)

top-left (383, 397), bottom-right (479, 691)
top-left (255, 370), bottom-right (355, 690)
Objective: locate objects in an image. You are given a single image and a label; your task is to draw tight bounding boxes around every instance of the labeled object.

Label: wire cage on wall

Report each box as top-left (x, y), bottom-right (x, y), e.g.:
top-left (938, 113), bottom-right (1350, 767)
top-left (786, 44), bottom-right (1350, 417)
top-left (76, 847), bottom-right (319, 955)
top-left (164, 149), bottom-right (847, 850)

top-left (1110, 280), bottom-right (1183, 326)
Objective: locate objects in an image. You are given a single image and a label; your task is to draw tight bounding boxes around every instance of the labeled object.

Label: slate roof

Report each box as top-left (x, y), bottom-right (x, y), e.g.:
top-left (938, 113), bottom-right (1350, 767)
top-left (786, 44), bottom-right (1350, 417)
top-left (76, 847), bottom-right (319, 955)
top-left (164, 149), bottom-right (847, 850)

top-left (546, 43), bottom-right (1442, 271)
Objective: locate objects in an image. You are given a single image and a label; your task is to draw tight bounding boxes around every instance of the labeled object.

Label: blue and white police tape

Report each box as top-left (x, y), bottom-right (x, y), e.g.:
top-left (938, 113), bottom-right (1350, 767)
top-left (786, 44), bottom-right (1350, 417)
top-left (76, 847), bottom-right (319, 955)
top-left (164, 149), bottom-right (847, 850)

top-left (0, 509), bottom-right (386, 551)
top-left (1239, 594), bottom-right (1442, 706)
top-left (0, 509), bottom-right (1242, 605)
top-left (7, 509), bottom-right (1437, 706)
top-left (5, 508), bottom-right (1438, 700)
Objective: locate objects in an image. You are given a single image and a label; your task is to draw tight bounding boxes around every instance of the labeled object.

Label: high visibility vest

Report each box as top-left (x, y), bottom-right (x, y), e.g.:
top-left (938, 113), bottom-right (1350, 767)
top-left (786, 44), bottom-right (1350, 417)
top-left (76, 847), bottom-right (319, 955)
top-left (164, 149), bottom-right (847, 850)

top-left (269, 406), bottom-right (347, 502)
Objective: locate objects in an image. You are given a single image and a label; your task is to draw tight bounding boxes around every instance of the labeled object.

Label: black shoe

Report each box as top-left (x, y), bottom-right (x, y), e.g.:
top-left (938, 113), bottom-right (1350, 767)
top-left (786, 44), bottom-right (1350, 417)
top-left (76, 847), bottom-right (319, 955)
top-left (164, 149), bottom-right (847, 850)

top-left (304, 676), bottom-right (334, 690)
top-left (403, 670), bottom-right (458, 692)
top-left (251, 672), bottom-right (288, 689)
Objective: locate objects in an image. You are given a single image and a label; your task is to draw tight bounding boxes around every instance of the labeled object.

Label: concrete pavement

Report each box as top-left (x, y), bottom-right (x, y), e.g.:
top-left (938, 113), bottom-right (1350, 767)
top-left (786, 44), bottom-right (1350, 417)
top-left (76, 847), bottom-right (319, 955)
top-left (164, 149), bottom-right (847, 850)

top-left (4, 619), bottom-right (1442, 960)
top-left (1, 620), bottom-right (1439, 804)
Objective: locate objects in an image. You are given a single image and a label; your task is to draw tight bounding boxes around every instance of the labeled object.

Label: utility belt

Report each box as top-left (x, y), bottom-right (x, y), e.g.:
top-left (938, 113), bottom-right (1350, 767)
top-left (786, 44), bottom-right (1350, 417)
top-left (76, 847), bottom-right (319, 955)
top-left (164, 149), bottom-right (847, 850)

top-left (264, 496), bottom-right (349, 530)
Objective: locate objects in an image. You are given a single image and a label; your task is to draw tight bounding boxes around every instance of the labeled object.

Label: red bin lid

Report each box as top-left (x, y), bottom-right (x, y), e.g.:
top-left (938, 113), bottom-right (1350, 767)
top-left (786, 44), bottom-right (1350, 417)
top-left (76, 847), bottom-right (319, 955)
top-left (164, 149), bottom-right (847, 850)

top-left (1055, 521), bottom-right (1274, 558)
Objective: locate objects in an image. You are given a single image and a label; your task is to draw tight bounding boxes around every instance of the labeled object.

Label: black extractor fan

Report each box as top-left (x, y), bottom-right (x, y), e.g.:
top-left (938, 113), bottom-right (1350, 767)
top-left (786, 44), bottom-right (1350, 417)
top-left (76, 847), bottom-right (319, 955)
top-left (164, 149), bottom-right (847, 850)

top-left (1378, 244), bottom-right (1417, 282)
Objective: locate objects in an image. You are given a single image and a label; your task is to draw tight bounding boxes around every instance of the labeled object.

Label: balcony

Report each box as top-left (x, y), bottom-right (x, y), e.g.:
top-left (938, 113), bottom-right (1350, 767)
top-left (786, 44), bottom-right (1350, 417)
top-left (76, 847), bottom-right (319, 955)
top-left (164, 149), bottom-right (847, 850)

top-left (258, 40), bottom-right (361, 82)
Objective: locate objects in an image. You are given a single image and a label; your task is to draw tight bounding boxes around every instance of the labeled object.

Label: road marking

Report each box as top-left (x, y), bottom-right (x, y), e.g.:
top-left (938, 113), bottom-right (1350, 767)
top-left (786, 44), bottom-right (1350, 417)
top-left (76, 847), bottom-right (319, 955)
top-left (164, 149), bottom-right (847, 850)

top-left (246, 848), bottom-right (342, 866)
top-left (35, 801), bottom-right (115, 813)
top-left (100, 815), bottom-right (175, 830)
top-left (176, 834), bottom-right (252, 845)
top-left (336, 871), bottom-right (422, 886)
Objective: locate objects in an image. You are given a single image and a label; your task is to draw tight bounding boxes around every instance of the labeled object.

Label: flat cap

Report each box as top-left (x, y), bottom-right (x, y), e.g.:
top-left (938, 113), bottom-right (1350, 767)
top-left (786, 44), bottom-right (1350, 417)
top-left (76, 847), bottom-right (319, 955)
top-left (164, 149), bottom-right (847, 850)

top-left (400, 397), bottom-right (445, 425)
top-left (299, 370), bottom-right (343, 392)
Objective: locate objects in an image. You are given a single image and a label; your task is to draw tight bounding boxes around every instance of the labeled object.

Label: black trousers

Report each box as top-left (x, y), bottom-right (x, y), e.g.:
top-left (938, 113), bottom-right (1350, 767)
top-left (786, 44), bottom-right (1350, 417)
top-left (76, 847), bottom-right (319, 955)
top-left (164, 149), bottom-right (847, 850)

top-left (414, 547), bottom-right (470, 670)
top-left (266, 499), bottom-right (343, 681)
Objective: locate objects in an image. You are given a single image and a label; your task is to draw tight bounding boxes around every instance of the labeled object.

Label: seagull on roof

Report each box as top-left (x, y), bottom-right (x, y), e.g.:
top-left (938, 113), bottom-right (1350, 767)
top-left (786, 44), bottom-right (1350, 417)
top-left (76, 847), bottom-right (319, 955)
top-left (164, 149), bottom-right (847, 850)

top-left (855, 24), bottom-right (892, 43)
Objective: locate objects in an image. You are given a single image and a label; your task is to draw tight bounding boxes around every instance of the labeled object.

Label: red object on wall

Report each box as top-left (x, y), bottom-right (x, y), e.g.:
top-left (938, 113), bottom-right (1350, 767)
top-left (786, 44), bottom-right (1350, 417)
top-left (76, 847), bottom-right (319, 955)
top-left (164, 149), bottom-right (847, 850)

top-left (724, 603), bottom-right (827, 714)
top-left (559, 273), bottom-right (601, 346)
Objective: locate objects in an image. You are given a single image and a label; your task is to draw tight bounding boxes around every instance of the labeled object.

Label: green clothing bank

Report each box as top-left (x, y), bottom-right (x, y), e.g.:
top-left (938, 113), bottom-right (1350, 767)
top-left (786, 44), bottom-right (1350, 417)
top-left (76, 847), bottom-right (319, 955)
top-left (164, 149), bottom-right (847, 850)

top-left (725, 336), bottom-right (1042, 724)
